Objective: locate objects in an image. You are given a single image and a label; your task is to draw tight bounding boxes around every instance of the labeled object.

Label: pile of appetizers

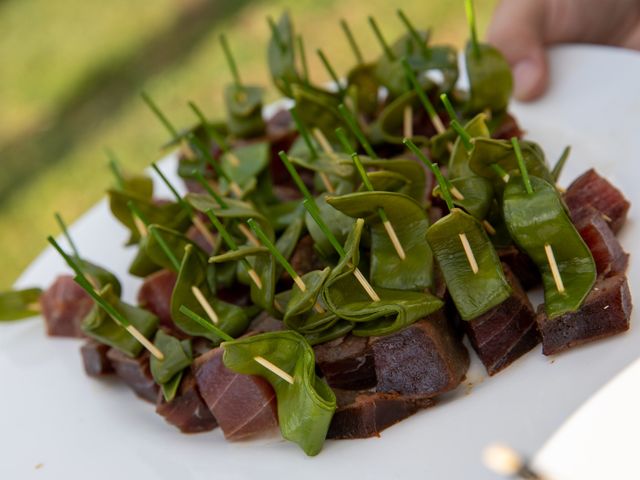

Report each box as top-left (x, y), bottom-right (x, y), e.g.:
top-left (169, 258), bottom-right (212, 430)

top-left (1, 3), bottom-right (632, 457)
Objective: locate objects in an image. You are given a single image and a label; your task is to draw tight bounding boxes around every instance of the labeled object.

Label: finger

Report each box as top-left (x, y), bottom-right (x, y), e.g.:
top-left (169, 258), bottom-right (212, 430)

top-left (487, 0), bottom-right (549, 101)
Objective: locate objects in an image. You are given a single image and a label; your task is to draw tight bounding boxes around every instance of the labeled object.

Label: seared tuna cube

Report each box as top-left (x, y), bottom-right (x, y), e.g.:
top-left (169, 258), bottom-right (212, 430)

top-left (194, 348), bottom-right (278, 440)
top-left (80, 340), bottom-right (113, 377)
top-left (156, 371), bottom-right (218, 434)
top-left (575, 207), bottom-right (629, 278)
top-left (465, 265), bottom-right (539, 376)
top-left (536, 275), bottom-right (632, 355)
top-left (137, 269), bottom-right (177, 331)
top-left (498, 245), bottom-right (541, 290)
top-left (41, 275), bottom-right (93, 338)
top-left (564, 169), bottom-right (630, 234)
top-left (370, 312), bottom-right (469, 397)
top-left (106, 349), bottom-right (159, 403)
top-left (314, 335), bottom-right (376, 390)
top-left (327, 389), bottom-right (435, 439)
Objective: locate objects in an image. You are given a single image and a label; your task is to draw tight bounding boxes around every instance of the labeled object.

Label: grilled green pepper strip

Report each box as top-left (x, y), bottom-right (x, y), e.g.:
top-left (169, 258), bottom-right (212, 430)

top-left (283, 268), bottom-right (331, 320)
top-left (432, 175), bottom-right (494, 220)
top-left (503, 175), bottom-right (596, 318)
top-left (292, 83), bottom-right (343, 144)
top-left (469, 138), bottom-right (552, 185)
top-left (267, 12), bottom-right (302, 96)
top-left (143, 224), bottom-right (207, 273)
top-left (219, 141), bottom-right (270, 192)
top-left (222, 330), bottom-right (336, 456)
top-left (150, 330), bottom-right (193, 402)
top-left (171, 245), bottom-right (250, 343)
top-left (327, 191), bottom-right (434, 291)
top-left (373, 90), bottom-right (431, 146)
top-left (0, 288), bottom-right (42, 321)
top-left (448, 112), bottom-right (490, 179)
top-left (82, 284), bottom-right (159, 357)
top-left (322, 218), bottom-right (443, 336)
top-left (346, 63), bottom-right (380, 117)
top-left (426, 208), bottom-right (512, 320)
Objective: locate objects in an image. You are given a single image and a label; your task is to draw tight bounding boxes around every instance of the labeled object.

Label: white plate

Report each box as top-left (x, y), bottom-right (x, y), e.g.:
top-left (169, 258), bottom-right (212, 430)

top-left (2, 45), bottom-right (639, 480)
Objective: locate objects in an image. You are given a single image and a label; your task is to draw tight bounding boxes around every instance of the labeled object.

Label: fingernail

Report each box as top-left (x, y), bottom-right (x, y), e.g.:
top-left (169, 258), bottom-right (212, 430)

top-left (513, 59), bottom-right (541, 101)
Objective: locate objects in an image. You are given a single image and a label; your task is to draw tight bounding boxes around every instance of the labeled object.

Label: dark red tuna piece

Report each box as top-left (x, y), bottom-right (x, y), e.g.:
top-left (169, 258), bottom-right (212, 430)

top-left (327, 389), bottom-right (435, 439)
top-left (498, 245), bottom-right (541, 290)
top-left (156, 371), bottom-right (218, 434)
top-left (465, 265), bottom-right (539, 375)
top-left (247, 311), bottom-right (284, 334)
top-left (186, 220), bottom-right (215, 256)
top-left (314, 335), bottom-right (376, 390)
top-left (575, 207), bottom-right (629, 278)
top-left (491, 112), bottom-right (524, 140)
top-left (287, 235), bottom-right (326, 279)
top-left (564, 169), bottom-right (630, 234)
top-left (41, 275), bottom-right (93, 338)
top-left (536, 274), bottom-right (632, 355)
top-left (193, 348), bottom-right (278, 440)
top-left (106, 349), bottom-right (159, 403)
top-left (137, 269), bottom-right (177, 330)
top-left (80, 340), bottom-right (113, 377)
top-left (370, 312), bottom-right (469, 397)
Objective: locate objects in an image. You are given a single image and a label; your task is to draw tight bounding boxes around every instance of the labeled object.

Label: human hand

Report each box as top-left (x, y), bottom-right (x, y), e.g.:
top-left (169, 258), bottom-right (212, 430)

top-left (487, 0), bottom-right (640, 101)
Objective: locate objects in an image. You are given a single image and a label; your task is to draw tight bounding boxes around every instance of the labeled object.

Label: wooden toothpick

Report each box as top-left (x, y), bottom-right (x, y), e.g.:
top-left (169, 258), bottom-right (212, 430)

top-left (191, 285), bottom-right (219, 325)
top-left (206, 209), bottom-right (263, 290)
top-left (246, 219), bottom-right (325, 314)
top-left (254, 356), bottom-right (295, 384)
top-left (403, 104), bottom-right (413, 139)
top-left (544, 243), bottom-right (565, 293)
top-left (351, 152), bottom-right (406, 260)
top-left (459, 233), bottom-right (479, 274)
top-left (302, 200), bottom-right (381, 303)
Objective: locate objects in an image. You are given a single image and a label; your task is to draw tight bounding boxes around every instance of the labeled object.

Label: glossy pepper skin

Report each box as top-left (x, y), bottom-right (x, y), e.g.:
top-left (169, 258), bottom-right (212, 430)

top-left (503, 175), bottom-right (596, 318)
top-left (465, 42), bottom-right (513, 114)
top-left (426, 208), bottom-right (512, 320)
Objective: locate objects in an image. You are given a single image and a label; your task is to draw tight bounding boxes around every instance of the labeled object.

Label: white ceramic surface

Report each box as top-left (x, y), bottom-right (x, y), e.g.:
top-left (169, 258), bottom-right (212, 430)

top-left (2, 45), bottom-right (639, 480)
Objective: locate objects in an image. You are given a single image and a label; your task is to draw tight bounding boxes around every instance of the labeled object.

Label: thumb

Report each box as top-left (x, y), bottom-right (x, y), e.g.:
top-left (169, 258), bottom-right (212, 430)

top-left (486, 0), bottom-right (549, 101)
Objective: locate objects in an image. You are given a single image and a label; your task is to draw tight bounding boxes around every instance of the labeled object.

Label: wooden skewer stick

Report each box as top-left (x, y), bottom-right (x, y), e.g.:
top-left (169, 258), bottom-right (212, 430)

top-left (482, 442), bottom-right (547, 480)
top-left (192, 215), bottom-right (217, 249)
top-left (133, 215), bottom-right (148, 238)
top-left (302, 200), bottom-right (381, 302)
top-left (313, 128), bottom-right (336, 157)
top-left (246, 219), bottom-right (325, 314)
top-left (403, 105), bottom-right (413, 139)
top-left (192, 171), bottom-right (259, 247)
top-left (482, 220), bottom-right (497, 236)
top-left (206, 209), bottom-right (263, 290)
top-left (254, 356), bottom-right (295, 384)
top-left (48, 236), bottom-right (164, 360)
top-left (191, 286), bottom-right (219, 325)
top-left (450, 185), bottom-right (465, 201)
top-left (351, 152), bottom-right (407, 260)
top-left (459, 233), bottom-right (479, 274)
top-left (180, 305), bottom-right (294, 384)
top-left (544, 243), bottom-right (565, 293)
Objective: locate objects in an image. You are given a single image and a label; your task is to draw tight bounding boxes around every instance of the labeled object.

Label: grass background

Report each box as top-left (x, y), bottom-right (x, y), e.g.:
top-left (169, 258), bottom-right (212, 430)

top-left (1, 0), bottom-right (498, 287)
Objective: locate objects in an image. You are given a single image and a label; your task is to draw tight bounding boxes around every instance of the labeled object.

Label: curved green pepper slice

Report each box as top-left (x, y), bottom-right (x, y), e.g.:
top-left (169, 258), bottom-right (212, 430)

top-left (223, 84), bottom-right (265, 139)
top-left (469, 138), bottom-right (551, 184)
top-left (465, 42), bottom-right (513, 113)
top-left (503, 175), bottom-right (596, 318)
top-left (426, 208), bottom-right (512, 320)
top-left (171, 245), bottom-right (250, 343)
top-left (150, 330), bottom-right (193, 402)
top-left (0, 288), bottom-right (42, 321)
top-left (327, 191), bottom-right (433, 291)
top-left (82, 284), bottom-right (159, 357)
top-left (448, 112), bottom-right (490, 179)
top-left (267, 12), bottom-right (302, 96)
top-left (433, 175), bottom-right (494, 220)
top-left (222, 330), bottom-right (336, 456)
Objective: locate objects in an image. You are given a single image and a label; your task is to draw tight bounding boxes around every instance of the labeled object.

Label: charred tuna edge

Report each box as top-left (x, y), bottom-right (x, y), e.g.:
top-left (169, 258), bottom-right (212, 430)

top-left (465, 264), bottom-right (539, 376)
top-left (564, 168), bottom-right (630, 234)
top-left (536, 274), bottom-right (632, 356)
top-left (156, 371), bottom-right (218, 434)
top-left (106, 349), bottom-right (159, 403)
top-left (327, 389), bottom-right (435, 439)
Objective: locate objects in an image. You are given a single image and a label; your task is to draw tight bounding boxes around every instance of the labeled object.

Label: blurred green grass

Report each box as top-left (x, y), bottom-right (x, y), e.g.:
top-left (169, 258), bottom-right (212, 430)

top-left (0, 0), bottom-right (497, 287)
